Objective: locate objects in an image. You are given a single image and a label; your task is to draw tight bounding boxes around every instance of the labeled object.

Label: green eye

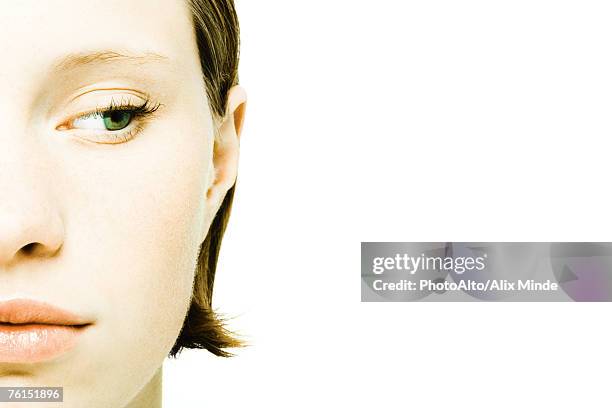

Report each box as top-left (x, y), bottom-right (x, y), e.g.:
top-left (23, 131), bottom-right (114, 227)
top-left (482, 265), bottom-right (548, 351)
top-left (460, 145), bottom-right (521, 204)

top-left (72, 110), bottom-right (134, 132)
top-left (103, 111), bottom-right (133, 131)
top-left (68, 100), bottom-right (160, 138)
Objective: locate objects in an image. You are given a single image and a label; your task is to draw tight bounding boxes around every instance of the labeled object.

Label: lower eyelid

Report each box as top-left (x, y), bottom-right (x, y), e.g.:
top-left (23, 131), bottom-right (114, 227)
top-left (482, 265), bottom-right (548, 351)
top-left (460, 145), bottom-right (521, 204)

top-left (67, 121), bottom-right (146, 145)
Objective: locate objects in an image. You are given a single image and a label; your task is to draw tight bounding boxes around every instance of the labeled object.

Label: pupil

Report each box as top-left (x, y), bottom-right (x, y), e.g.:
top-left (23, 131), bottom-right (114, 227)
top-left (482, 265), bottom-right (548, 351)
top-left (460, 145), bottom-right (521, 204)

top-left (103, 111), bottom-right (131, 130)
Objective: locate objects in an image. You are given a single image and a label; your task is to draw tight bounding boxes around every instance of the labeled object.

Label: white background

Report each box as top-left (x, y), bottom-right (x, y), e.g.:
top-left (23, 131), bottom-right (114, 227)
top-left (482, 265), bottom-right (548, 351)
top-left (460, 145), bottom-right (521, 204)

top-left (165, 1), bottom-right (612, 406)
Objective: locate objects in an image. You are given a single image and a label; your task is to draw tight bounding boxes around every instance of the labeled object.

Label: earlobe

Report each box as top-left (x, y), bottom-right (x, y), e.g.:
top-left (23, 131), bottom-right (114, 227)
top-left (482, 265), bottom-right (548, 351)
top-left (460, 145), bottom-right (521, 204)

top-left (202, 86), bottom-right (247, 235)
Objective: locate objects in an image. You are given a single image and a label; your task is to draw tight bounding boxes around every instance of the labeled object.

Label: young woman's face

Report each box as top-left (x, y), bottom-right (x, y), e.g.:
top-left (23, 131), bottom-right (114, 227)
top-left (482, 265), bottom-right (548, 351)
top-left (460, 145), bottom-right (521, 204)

top-left (0, 1), bottom-right (224, 406)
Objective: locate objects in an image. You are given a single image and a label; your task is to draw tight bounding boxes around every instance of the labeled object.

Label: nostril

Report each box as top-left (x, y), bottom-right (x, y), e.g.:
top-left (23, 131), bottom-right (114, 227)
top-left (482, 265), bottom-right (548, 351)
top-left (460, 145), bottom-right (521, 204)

top-left (21, 243), bottom-right (38, 255)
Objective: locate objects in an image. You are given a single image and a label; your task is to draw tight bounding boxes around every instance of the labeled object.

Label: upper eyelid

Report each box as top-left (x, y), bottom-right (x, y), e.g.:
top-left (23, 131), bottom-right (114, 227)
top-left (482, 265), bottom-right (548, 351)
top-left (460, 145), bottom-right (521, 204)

top-left (67, 87), bottom-right (150, 104)
top-left (78, 102), bottom-right (142, 118)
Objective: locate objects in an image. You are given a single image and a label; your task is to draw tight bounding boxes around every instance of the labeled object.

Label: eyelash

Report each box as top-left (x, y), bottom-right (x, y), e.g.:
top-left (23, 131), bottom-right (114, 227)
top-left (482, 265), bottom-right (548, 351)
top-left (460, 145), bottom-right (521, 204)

top-left (66, 98), bottom-right (161, 144)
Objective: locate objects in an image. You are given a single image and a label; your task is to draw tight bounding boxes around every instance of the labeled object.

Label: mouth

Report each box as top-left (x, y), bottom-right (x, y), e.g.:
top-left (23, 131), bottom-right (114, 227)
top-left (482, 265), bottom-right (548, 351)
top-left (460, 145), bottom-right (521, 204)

top-left (0, 299), bottom-right (93, 364)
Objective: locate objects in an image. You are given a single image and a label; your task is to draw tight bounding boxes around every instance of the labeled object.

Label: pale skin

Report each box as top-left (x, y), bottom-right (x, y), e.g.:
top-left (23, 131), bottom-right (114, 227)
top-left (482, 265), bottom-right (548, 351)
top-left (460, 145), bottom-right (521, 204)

top-left (0, 1), bottom-right (246, 407)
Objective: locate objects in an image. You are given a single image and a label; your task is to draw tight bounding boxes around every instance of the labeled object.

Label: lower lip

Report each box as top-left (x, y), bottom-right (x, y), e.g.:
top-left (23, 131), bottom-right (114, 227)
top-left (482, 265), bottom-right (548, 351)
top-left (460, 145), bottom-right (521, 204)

top-left (0, 324), bottom-right (87, 363)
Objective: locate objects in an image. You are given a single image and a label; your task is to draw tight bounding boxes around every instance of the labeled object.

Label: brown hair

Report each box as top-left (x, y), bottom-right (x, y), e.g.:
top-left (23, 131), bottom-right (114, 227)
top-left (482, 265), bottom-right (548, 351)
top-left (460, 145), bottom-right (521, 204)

top-left (168, 0), bottom-right (241, 358)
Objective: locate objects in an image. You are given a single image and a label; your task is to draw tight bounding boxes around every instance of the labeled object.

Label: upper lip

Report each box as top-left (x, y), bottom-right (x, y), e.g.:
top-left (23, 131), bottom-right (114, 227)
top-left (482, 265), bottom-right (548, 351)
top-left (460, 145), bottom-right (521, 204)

top-left (0, 299), bottom-right (91, 326)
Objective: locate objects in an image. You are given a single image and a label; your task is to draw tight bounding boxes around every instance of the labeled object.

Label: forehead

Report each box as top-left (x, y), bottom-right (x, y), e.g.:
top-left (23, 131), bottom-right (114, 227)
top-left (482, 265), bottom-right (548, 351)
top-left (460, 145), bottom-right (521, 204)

top-left (0, 0), bottom-right (195, 79)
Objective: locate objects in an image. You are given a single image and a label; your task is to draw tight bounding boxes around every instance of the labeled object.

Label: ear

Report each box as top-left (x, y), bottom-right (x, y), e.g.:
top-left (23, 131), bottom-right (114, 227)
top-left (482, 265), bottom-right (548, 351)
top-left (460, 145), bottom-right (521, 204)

top-left (202, 86), bottom-right (247, 236)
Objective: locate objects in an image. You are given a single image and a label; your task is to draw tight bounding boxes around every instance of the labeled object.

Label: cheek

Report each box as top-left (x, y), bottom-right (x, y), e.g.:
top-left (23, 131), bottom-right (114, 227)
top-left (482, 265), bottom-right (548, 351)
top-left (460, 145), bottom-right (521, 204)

top-left (52, 108), bottom-right (214, 398)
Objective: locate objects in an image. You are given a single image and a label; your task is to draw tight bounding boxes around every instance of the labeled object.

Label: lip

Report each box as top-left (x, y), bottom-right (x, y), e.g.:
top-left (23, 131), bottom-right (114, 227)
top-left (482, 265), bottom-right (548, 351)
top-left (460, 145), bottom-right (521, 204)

top-left (0, 299), bottom-right (92, 363)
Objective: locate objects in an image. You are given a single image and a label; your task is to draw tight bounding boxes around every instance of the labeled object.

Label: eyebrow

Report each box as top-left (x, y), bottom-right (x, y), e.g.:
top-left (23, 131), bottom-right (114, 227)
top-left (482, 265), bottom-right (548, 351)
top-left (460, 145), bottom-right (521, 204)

top-left (52, 50), bottom-right (170, 72)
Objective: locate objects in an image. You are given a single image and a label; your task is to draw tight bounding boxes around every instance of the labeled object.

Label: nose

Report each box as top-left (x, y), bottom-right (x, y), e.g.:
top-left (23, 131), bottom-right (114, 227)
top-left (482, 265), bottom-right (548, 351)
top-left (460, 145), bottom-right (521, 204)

top-left (0, 149), bottom-right (65, 269)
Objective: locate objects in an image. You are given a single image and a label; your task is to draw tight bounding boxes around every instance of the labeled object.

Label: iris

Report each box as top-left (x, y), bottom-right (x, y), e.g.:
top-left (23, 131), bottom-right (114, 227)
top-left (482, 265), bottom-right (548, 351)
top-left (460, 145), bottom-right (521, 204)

top-left (102, 111), bottom-right (132, 131)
